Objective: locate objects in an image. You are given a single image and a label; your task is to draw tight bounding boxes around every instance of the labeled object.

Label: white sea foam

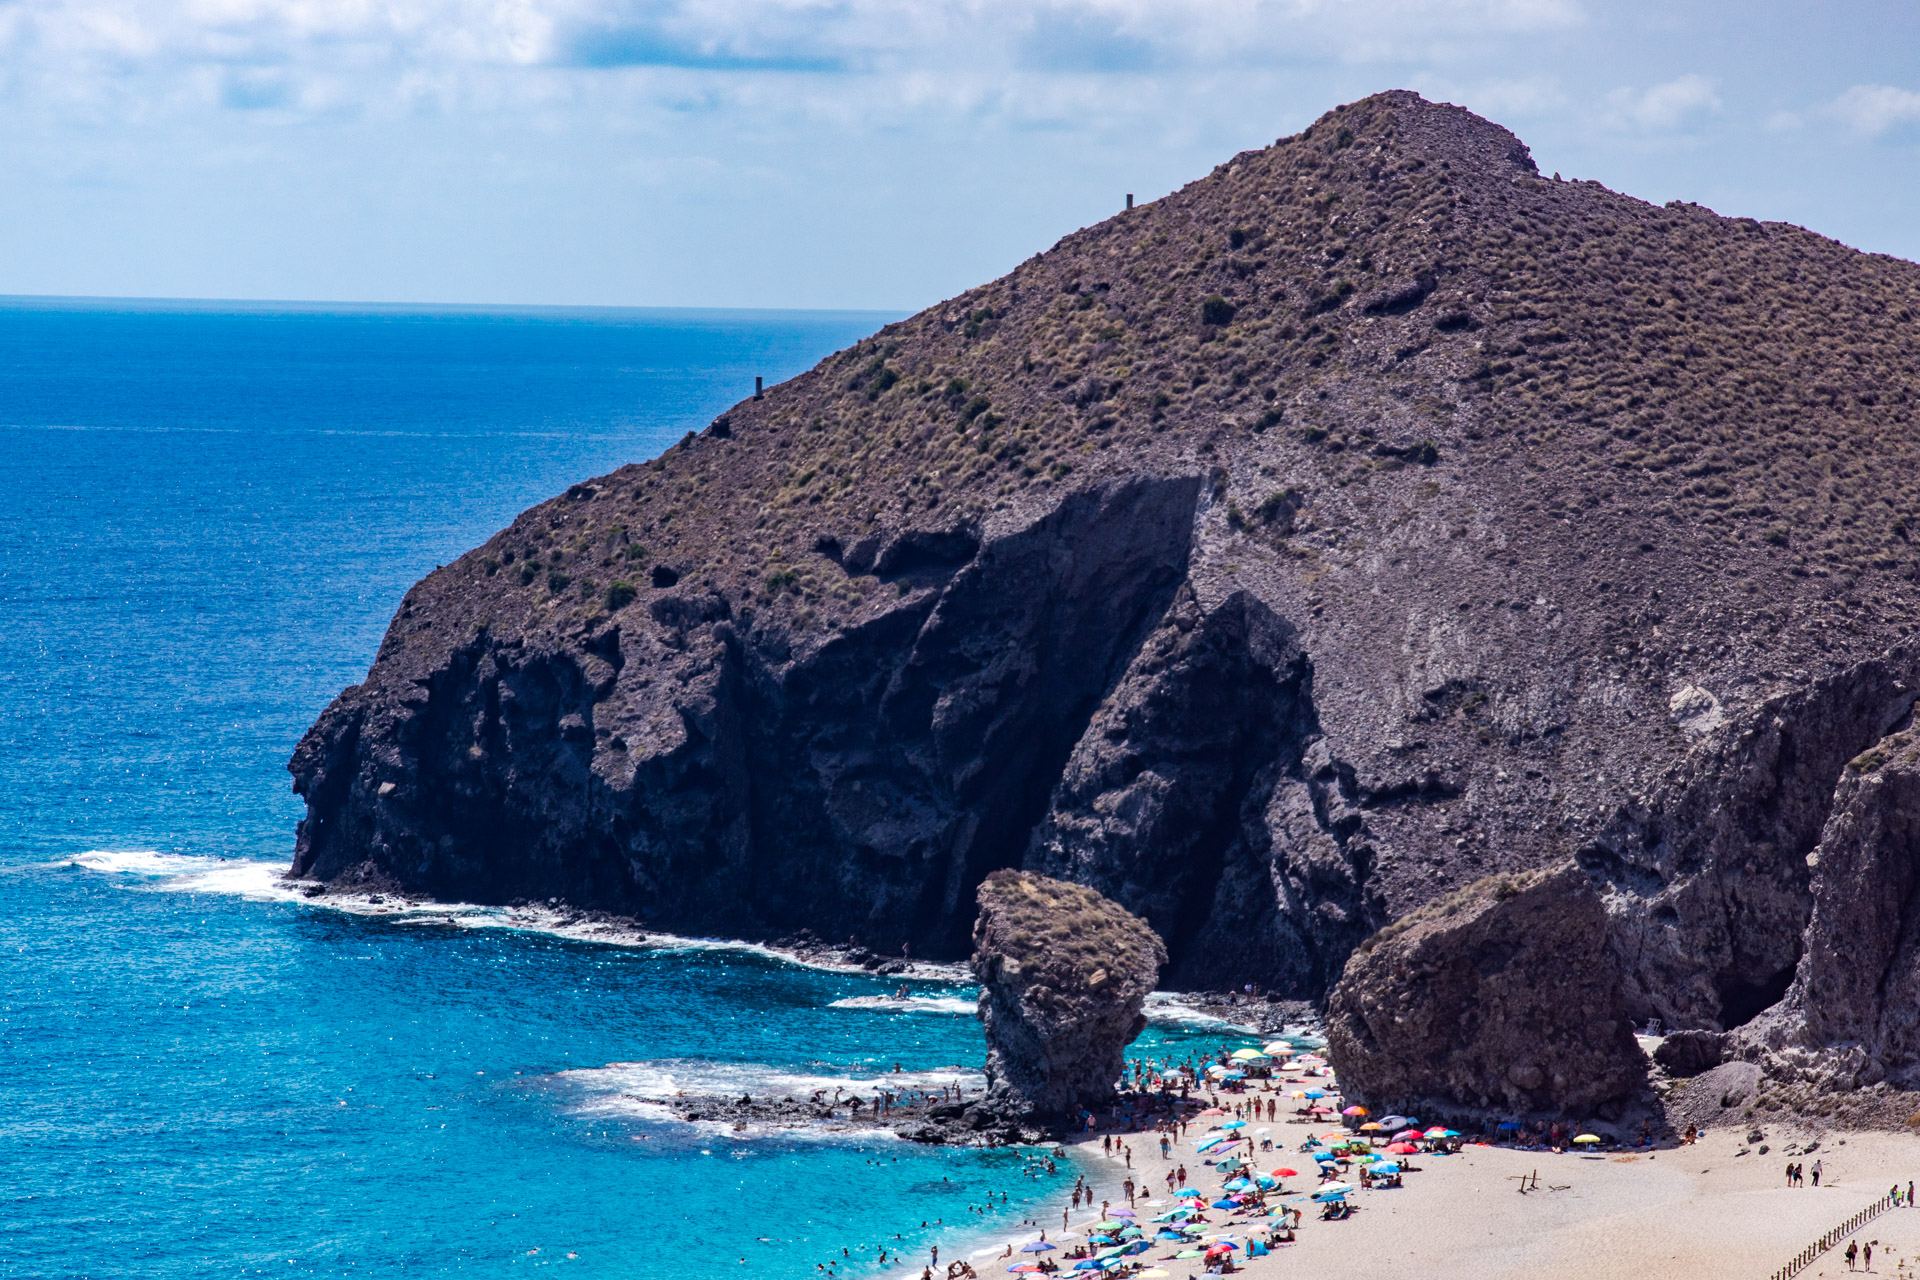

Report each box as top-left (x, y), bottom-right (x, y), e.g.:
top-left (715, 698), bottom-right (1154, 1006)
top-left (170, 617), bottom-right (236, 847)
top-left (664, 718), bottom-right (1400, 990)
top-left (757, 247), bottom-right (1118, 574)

top-left (57, 850), bottom-right (973, 980)
top-left (547, 1057), bottom-right (990, 1143)
top-left (1143, 993), bottom-right (1262, 1034)
top-left (828, 994), bottom-right (978, 1016)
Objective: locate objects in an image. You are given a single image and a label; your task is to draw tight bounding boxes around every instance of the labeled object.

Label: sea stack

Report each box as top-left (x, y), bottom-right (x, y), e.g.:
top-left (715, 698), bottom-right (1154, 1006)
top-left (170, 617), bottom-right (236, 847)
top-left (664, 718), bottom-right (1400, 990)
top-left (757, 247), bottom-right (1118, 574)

top-left (971, 870), bottom-right (1166, 1123)
top-left (1324, 863), bottom-right (1648, 1118)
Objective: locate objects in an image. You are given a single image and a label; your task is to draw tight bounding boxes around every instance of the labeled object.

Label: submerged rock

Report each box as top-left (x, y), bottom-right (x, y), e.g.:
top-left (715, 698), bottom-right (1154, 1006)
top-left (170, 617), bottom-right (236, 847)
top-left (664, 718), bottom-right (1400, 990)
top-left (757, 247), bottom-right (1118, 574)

top-left (1325, 862), bottom-right (1647, 1116)
top-left (970, 871), bottom-right (1166, 1126)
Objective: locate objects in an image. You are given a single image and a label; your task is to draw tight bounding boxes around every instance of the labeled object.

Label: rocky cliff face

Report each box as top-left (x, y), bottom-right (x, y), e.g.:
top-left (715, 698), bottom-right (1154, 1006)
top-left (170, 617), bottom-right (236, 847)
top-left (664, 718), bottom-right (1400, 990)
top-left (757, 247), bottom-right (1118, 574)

top-left (970, 871), bottom-right (1165, 1121)
top-left (292, 91), bottom-right (1920, 1094)
top-left (1325, 863), bottom-right (1649, 1117)
top-left (1734, 723), bottom-right (1920, 1089)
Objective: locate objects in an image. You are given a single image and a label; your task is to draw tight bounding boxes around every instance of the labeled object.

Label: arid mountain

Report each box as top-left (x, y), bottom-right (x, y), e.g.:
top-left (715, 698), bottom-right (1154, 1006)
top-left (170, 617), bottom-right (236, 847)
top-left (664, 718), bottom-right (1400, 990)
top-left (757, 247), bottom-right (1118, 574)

top-left (290, 91), bottom-right (1920, 1045)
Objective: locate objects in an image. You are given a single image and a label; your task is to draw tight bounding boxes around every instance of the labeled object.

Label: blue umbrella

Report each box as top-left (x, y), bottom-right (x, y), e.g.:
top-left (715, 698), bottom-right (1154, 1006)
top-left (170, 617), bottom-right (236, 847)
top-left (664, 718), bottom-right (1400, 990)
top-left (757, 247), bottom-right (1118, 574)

top-left (1223, 1178), bottom-right (1251, 1191)
top-left (1174, 1188), bottom-right (1203, 1198)
top-left (1372, 1163), bottom-right (1401, 1175)
top-left (1019, 1241), bottom-right (1055, 1252)
top-left (1312, 1152), bottom-right (1338, 1162)
top-left (1212, 1199), bottom-right (1238, 1209)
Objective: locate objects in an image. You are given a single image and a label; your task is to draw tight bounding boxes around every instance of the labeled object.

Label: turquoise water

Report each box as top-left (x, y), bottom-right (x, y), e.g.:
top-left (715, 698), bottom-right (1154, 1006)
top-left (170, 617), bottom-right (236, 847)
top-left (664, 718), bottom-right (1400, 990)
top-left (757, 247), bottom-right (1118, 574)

top-left (0, 299), bottom-right (1246, 1279)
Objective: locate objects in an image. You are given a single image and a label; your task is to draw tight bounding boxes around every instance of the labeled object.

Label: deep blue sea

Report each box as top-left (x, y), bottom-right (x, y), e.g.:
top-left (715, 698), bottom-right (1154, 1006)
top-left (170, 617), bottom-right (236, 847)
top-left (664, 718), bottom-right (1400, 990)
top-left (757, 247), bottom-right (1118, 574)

top-left (0, 298), bottom-right (1259, 1279)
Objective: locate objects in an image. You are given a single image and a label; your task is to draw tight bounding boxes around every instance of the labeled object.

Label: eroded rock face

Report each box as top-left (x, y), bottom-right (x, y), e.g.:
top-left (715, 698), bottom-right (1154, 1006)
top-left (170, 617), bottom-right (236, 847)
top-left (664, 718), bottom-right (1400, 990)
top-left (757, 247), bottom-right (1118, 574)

top-left (971, 871), bottom-right (1166, 1120)
top-left (1734, 727), bottom-right (1920, 1089)
top-left (1325, 863), bottom-right (1648, 1116)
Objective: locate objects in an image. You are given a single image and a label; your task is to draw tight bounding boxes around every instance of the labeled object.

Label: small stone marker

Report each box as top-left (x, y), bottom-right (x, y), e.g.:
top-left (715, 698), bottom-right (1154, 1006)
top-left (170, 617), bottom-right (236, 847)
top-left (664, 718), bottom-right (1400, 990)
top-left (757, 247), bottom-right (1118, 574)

top-left (755, 376), bottom-right (763, 399)
top-left (1126, 193), bottom-right (1134, 210)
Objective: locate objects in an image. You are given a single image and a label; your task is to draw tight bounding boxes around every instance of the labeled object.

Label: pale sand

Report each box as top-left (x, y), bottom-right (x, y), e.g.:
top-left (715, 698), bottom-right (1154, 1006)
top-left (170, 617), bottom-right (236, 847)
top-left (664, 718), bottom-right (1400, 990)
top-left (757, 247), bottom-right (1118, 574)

top-left (1012, 1120), bottom-right (1920, 1280)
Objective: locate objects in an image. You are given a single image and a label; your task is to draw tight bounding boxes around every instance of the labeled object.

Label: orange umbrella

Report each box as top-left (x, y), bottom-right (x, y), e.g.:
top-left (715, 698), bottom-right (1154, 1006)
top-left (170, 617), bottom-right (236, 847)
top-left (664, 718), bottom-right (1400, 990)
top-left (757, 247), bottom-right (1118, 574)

top-left (1342, 1105), bottom-right (1368, 1117)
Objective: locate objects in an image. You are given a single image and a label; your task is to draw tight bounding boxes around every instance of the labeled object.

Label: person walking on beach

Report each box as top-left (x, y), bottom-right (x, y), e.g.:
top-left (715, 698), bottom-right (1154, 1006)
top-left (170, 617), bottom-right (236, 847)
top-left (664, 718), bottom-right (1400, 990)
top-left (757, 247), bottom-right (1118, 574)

top-left (1161, 1134), bottom-right (1171, 1159)
top-left (1787, 1162), bottom-right (1796, 1187)
top-left (1865, 1241), bottom-right (1874, 1269)
top-left (1815, 1159), bottom-right (1824, 1187)
top-left (1846, 1239), bottom-right (1857, 1269)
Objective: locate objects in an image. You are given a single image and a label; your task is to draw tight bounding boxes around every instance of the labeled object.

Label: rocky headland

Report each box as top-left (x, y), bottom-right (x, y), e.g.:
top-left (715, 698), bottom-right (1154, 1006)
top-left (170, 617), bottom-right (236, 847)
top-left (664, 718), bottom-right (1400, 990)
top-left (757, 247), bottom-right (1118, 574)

top-left (291, 90), bottom-right (1920, 1122)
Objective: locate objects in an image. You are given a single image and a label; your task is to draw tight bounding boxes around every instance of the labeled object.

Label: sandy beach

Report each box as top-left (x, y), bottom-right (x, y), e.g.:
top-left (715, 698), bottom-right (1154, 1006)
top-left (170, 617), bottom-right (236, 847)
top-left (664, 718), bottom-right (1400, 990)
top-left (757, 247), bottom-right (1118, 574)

top-left (911, 1110), bottom-right (1920, 1280)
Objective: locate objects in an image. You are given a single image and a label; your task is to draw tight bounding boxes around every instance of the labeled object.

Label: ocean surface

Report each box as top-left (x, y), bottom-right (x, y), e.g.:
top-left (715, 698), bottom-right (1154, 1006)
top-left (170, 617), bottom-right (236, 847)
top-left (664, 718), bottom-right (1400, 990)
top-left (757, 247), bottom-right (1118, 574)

top-left (0, 298), bottom-right (1264, 1279)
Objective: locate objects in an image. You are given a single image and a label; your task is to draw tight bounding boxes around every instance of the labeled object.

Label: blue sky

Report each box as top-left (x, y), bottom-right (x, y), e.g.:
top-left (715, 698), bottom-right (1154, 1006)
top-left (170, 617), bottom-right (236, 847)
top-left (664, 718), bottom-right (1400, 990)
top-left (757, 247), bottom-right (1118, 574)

top-left (1, 0), bottom-right (1917, 310)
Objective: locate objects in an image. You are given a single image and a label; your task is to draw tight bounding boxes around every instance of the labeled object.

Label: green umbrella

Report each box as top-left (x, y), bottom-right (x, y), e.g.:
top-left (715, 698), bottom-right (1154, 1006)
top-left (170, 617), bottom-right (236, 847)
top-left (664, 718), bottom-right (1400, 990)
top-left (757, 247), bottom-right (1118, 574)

top-left (1175, 1250), bottom-right (1206, 1259)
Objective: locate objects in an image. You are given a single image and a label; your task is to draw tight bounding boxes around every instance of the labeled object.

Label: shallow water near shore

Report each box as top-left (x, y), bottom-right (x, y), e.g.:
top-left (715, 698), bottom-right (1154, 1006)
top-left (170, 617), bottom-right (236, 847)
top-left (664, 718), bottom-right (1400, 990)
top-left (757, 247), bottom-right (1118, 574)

top-left (0, 299), bottom-right (1251, 1278)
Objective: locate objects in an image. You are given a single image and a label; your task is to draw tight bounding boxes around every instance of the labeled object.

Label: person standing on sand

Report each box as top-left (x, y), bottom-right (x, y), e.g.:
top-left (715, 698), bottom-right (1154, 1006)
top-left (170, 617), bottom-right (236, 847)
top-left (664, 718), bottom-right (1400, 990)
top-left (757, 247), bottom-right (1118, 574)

top-left (1865, 1241), bottom-right (1873, 1269)
top-left (1815, 1159), bottom-right (1824, 1187)
top-left (1845, 1240), bottom-right (1857, 1269)
top-left (1161, 1134), bottom-right (1172, 1159)
top-left (1787, 1162), bottom-right (1796, 1187)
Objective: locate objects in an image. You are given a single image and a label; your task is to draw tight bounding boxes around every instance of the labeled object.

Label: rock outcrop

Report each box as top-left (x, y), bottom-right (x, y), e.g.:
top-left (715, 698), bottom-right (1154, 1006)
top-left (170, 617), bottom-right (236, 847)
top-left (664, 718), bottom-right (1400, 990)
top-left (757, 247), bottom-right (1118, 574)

top-left (290, 90), bottom-right (1920, 1113)
top-left (1325, 863), bottom-right (1649, 1116)
top-left (970, 871), bottom-right (1165, 1123)
top-left (1733, 727), bottom-right (1920, 1089)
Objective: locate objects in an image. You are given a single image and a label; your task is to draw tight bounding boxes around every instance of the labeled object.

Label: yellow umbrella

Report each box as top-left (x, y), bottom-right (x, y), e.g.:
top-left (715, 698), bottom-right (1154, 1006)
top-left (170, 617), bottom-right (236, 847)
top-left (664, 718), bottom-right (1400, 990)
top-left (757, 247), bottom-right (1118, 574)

top-left (1573, 1134), bottom-right (1602, 1145)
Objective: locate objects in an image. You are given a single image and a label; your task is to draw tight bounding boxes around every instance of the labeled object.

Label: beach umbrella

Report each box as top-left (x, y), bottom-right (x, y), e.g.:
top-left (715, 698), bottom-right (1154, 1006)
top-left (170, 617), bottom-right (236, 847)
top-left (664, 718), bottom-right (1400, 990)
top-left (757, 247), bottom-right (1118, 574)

top-left (1254, 1175), bottom-right (1278, 1189)
top-left (1573, 1134), bottom-right (1602, 1145)
top-left (1273, 1167), bottom-right (1299, 1178)
top-left (1222, 1070), bottom-right (1247, 1080)
top-left (1222, 1178), bottom-right (1250, 1191)
top-left (1174, 1188), bottom-right (1203, 1198)
top-left (1423, 1127), bottom-right (1451, 1138)
top-left (1393, 1129), bottom-right (1422, 1141)
top-left (1263, 1041), bottom-right (1292, 1056)
top-left (1358, 1121), bottom-right (1384, 1132)
top-left (1216, 1158), bottom-right (1245, 1171)
top-left (1094, 1220), bottom-right (1126, 1230)
top-left (1372, 1163), bottom-right (1400, 1175)
top-left (1155, 1230), bottom-right (1187, 1241)
top-left (1211, 1199), bottom-right (1237, 1209)
top-left (1119, 1228), bottom-right (1144, 1239)
top-left (1019, 1241), bottom-right (1056, 1252)
top-left (1231, 1048), bottom-right (1267, 1060)
top-left (1221, 1119), bottom-right (1246, 1129)
top-left (1342, 1105), bottom-right (1368, 1117)
top-left (1303, 1089), bottom-right (1326, 1099)
top-left (1496, 1121), bottom-right (1519, 1130)
top-left (1312, 1152), bottom-right (1338, 1162)
top-left (1386, 1142), bottom-right (1418, 1154)
top-left (1174, 1250), bottom-right (1206, 1259)
top-left (1379, 1115), bottom-right (1409, 1128)
top-left (1110, 1209), bottom-right (1136, 1219)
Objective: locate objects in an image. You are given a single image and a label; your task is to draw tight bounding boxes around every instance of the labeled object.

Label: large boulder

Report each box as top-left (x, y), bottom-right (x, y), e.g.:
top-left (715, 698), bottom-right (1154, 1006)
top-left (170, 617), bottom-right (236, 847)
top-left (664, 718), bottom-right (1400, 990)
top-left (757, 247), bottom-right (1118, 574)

top-left (1735, 729), bottom-right (1920, 1090)
top-left (1325, 862), bottom-right (1648, 1116)
top-left (971, 870), bottom-right (1166, 1122)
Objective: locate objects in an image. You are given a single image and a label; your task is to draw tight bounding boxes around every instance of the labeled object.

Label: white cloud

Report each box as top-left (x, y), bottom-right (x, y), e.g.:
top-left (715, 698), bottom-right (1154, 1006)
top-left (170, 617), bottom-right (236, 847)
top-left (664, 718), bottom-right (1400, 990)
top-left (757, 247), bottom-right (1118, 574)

top-left (1604, 73), bottom-right (1719, 132)
top-left (1827, 83), bottom-right (1920, 137)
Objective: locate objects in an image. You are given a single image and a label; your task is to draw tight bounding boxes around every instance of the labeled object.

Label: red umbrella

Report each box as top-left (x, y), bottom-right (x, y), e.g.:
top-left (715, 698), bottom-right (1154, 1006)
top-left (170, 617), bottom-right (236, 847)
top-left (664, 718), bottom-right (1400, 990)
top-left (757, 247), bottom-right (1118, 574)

top-left (1272, 1167), bottom-right (1299, 1177)
top-left (1386, 1142), bottom-right (1418, 1154)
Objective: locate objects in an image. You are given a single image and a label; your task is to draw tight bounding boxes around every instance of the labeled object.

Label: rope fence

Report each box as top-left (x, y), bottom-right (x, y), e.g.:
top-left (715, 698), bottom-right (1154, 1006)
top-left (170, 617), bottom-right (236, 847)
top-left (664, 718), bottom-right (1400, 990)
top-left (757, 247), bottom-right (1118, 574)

top-left (1770, 1193), bottom-right (1895, 1280)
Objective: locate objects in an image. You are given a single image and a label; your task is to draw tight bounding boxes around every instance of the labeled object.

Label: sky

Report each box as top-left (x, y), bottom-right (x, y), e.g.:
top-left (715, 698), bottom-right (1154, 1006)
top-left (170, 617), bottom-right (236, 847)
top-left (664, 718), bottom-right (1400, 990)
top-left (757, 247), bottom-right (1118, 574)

top-left (1, 0), bottom-right (1918, 311)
